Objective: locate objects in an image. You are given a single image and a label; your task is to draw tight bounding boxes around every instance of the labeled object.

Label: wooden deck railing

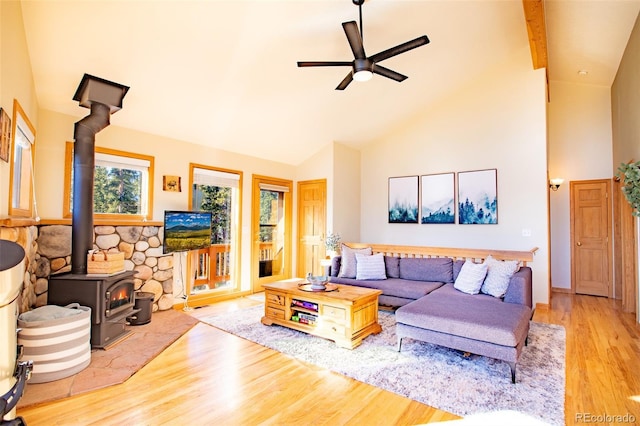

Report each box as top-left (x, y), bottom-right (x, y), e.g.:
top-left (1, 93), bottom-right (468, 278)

top-left (259, 242), bottom-right (274, 261)
top-left (210, 244), bottom-right (231, 284)
top-left (194, 242), bottom-right (279, 287)
top-left (193, 244), bottom-right (232, 287)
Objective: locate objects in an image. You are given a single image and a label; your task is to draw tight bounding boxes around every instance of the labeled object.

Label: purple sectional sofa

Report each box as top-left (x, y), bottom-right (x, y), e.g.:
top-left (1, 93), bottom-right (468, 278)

top-left (329, 254), bottom-right (533, 383)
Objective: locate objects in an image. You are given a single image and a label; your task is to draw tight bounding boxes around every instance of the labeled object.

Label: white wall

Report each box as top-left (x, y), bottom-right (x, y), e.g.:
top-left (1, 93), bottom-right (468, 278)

top-left (547, 82), bottom-right (614, 289)
top-left (358, 51), bottom-right (550, 306)
top-left (332, 142), bottom-right (361, 243)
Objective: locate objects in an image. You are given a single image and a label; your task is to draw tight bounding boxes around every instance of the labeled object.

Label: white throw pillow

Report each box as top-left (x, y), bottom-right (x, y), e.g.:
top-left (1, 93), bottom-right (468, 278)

top-left (355, 253), bottom-right (387, 280)
top-left (481, 255), bottom-right (520, 298)
top-left (453, 260), bottom-right (488, 295)
top-left (338, 245), bottom-right (372, 278)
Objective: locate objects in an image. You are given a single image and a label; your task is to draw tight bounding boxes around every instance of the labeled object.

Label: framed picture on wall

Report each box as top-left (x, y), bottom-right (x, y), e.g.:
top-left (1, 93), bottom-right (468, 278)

top-left (421, 172), bottom-right (455, 224)
top-left (163, 175), bottom-right (182, 192)
top-left (388, 175), bottom-right (419, 223)
top-left (458, 168), bottom-right (498, 224)
top-left (0, 107), bottom-right (11, 163)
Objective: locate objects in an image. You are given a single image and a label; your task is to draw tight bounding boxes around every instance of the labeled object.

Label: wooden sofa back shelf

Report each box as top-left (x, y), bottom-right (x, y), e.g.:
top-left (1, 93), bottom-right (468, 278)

top-left (343, 243), bottom-right (538, 266)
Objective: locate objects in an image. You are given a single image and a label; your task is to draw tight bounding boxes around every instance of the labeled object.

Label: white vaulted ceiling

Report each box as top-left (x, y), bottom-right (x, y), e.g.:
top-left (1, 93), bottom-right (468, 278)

top-left (19, 0), bottom-right (640, 165)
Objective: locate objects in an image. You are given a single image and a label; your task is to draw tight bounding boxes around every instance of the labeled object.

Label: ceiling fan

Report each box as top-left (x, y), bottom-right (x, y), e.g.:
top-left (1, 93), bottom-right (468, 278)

top-left (297, 0), bottom-right (430, 90)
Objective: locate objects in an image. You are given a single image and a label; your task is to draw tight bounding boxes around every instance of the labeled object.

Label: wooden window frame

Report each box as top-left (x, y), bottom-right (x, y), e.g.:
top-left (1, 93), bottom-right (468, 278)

top-left (63, 142), bottom-right (154, 220)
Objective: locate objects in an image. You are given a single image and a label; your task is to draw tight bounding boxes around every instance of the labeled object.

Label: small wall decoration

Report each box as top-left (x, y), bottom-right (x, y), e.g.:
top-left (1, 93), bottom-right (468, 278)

top-left (388, 175), bottom-right (419, 223)
top-left (0, 107), bottom-right (11, 162)
top-left (458, 168), bottom-right (498, 224)
top-left (163, 175), bottom-right (181, 192)
top-left (421, 172), bottom-right (455, 224)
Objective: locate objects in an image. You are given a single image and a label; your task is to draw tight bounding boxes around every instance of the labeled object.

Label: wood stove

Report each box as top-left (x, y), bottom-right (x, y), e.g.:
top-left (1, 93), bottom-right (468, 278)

top-left (48, 271), bottom-right (138, 349)
top-left (45, 74), bottom-right (134, 350)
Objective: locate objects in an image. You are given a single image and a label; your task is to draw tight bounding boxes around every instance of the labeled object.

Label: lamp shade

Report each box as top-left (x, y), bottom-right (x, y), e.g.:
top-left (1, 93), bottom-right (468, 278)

top-left (549, 178), bottom-right (564, 191)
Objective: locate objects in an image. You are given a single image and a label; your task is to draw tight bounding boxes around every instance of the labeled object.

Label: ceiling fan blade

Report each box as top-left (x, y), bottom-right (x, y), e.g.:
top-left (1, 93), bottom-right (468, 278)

top-left (369, 35), bottom-right (430, 63)
top-left (372, 64), bottom-right (407, 82)
top-left (297, 61), bottom-right (353, 67)
top-left (336, 72), bottom-right (354, 90)
top-left (342, 21), bottom-right (366, 60)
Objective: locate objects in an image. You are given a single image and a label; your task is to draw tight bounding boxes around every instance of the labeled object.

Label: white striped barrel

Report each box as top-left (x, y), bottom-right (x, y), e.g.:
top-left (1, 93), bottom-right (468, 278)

top-left (18, 304), bottom-right (91, 383)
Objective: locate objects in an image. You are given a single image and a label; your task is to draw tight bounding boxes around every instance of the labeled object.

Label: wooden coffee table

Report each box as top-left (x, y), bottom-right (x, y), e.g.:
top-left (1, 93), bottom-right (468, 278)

top-left (261, 279), bottom-right (382, 349)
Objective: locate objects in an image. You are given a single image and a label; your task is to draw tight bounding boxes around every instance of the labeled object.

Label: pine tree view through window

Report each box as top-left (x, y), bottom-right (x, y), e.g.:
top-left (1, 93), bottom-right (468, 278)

top-left (64, 143), bottom-right (154, 219)
top-left (94, 158), bottom-right (143, 214)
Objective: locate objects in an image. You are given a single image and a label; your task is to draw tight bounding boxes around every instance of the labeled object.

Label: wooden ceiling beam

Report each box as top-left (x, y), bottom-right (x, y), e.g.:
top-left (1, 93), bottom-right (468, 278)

top-left (523, 0), bottom-right (548, 70)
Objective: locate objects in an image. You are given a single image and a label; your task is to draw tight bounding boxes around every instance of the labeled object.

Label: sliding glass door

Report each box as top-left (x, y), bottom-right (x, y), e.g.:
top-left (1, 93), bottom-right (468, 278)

top-left (189, 164), bottom-right (242, 295)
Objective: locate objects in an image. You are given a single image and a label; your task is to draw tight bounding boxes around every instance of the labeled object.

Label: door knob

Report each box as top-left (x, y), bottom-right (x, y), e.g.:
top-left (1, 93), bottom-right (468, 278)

top-left (577, 242), bottom-right (582, 246)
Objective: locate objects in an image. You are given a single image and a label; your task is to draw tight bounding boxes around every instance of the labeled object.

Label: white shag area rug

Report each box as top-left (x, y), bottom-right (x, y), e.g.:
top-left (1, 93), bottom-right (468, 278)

top-left (199, 305), bottom-right (565, 425)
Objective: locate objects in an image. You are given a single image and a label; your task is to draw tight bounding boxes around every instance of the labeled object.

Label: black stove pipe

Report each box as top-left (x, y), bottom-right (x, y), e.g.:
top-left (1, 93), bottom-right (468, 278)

top-left (71, 102), bottom-right (111, 275)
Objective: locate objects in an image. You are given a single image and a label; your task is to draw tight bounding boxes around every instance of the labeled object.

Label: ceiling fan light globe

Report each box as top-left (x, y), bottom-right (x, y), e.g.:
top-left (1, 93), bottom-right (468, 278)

top-left (353, 70), bottom-right (373, 82)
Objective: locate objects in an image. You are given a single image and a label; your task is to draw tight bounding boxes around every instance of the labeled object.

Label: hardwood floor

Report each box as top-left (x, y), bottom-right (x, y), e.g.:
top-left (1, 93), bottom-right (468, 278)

top-left (16, 292), bottom-right (640, 425)
top-left (535, 292), bottom-right (640, 425)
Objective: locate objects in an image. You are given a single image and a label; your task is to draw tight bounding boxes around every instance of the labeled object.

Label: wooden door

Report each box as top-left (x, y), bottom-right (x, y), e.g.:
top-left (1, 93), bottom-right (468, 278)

top-left (297, 179), bottom-right (326, 277)
top-left (570, 180), bottom-right (612, 297)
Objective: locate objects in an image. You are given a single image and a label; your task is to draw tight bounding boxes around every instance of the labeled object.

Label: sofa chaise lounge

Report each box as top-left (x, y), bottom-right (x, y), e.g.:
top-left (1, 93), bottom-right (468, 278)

top-left (328, 243), bottom-right (537, 383)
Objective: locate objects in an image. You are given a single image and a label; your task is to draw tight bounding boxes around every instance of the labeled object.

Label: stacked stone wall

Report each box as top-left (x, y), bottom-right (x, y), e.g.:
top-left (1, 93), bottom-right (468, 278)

top-left (1, 224), bottom-right (174, 314)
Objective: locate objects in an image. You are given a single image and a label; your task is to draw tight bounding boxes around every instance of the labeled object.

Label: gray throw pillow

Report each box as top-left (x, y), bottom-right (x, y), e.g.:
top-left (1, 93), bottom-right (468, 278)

top-left (338, 244), bottom-right (372, 278)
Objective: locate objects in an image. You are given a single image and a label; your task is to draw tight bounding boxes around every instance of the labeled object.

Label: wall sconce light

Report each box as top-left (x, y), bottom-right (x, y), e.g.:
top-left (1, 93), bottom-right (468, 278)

top-left (549, 178), bottom-right (564, 191)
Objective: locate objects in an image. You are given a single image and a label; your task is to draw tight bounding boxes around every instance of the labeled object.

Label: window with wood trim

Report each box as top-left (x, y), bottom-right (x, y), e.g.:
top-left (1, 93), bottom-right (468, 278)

top-left (63, 142), bottom-right (154, 220)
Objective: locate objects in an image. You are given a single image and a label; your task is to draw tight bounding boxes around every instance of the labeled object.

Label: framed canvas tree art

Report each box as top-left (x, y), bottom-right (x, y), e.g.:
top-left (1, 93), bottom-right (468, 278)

top-left (458, 169), bottom-right (498, 224)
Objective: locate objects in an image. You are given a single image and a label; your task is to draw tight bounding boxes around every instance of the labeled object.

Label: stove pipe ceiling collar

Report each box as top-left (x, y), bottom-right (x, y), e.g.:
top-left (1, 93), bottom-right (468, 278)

top-left (72, 73), bottom-right (129, 113)
top-left (70, 74), bottom-right (129, 275)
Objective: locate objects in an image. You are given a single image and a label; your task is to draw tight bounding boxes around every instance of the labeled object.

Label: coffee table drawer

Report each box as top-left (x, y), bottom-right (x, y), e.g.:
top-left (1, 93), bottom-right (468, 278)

top-left (266, 306), bottom-right (285, 320)
top-left (266, 292), bottom-right (286, 307)
top-left (323, 305), bottom-right (346, 321)
top-left (321, 321), bottom-right (346, 337)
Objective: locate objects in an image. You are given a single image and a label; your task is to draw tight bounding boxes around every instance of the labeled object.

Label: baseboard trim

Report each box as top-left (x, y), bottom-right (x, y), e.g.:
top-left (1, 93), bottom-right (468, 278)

top-left (551, 287), bottom-right (573, 294)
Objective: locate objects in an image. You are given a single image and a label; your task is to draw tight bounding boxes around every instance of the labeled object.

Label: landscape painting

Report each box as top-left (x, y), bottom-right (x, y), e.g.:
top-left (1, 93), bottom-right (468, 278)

top-left (421, 173), bottom-right (455, 224)
top-left (388, 176), bottom-right (419, 223)
top-left (458, 169), bottom-right (498, 224)
top-left (163, 211), bottom-right (213, 254)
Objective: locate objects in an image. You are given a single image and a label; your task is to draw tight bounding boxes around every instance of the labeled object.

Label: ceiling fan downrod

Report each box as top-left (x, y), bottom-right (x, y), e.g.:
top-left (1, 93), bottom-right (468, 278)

top-left (353, 0), bottom-right (365, 40)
